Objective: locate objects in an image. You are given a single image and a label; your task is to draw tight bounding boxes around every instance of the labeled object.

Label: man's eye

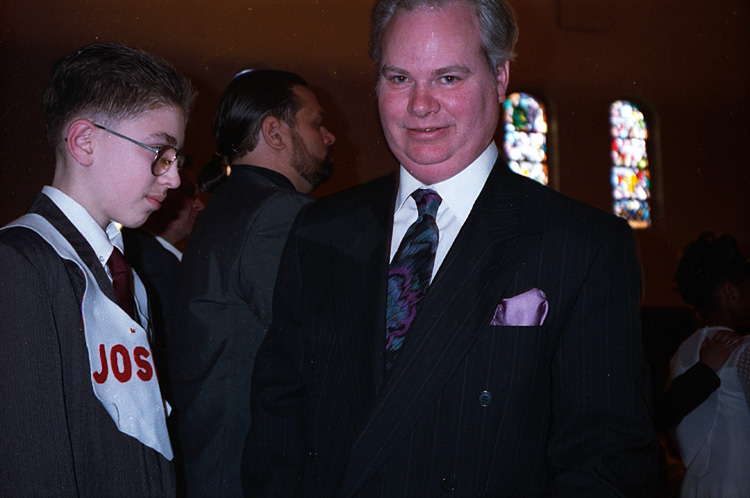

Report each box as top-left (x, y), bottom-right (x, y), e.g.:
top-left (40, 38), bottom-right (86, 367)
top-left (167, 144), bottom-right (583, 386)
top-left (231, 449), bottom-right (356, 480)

top-left (390, 75), bottom-right (408, 84)
top-left (441, 75), bottom-right (460, 84)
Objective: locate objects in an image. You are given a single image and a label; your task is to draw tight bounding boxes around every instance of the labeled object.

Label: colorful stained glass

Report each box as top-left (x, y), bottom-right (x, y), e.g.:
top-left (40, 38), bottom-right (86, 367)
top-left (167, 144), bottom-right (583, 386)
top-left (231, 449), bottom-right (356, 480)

top-left (609, 100), bottom-right (651, 228)
top-left (503, 92), bottom-right (548, 185)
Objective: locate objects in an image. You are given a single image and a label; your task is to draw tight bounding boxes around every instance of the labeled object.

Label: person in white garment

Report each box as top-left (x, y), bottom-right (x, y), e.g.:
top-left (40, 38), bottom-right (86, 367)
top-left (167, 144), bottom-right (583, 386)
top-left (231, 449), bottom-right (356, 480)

top-left (670, 232), bottom-right (750, 497)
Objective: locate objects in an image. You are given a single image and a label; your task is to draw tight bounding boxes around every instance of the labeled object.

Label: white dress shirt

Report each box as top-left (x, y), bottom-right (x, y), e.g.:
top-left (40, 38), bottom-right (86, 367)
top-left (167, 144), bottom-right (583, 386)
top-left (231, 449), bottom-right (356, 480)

top-left (41, 186), bottom-right (149, 323)
top-left (390, 142), bottom-right (498, 281)
top-left (42, 186), bottom-right (123, 280)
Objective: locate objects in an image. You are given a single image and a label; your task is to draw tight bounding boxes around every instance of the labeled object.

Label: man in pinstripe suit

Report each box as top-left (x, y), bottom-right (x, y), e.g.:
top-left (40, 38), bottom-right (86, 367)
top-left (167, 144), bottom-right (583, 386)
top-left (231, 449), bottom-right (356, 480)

top-left (243, 0), bottom-right (658, 496)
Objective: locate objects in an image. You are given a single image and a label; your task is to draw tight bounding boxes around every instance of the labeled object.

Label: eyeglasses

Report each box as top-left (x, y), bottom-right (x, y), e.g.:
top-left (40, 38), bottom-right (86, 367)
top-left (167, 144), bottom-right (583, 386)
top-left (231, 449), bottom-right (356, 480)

top-left (93, 123), bottom-right (186, 176)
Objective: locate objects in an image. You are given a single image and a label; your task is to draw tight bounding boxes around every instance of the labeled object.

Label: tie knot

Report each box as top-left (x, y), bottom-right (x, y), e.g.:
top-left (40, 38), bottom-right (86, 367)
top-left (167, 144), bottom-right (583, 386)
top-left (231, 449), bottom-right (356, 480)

top-left (106, 247), bottom-right (128, 277)
top-left (412, 189), bottom-right (441, 218)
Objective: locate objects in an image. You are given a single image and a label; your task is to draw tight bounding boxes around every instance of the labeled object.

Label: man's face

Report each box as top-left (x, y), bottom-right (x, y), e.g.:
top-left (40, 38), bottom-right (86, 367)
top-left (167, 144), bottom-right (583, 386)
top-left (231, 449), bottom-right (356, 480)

top-left (377, 1), bottom-right (509, 185)
top-left (289, 86), bottom-right (335, 190)
top-left (91, 106), bottom-right (185, 228)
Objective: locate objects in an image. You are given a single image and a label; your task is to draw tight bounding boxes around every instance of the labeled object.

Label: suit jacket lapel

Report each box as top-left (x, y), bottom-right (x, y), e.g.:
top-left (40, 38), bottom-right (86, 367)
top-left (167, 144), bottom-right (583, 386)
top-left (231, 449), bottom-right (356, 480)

top-left (28, 193), bottom-right (117, 302)
top-left (331, 175), bottom-right (396, 429)
top-left (335, 163), bottom-right (543, 497)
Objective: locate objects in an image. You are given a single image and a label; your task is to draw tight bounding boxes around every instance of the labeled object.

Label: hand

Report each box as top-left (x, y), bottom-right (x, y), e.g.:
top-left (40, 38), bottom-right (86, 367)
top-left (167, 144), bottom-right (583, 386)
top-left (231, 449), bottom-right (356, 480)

top-left (699, 330), bottom-right (743, 373)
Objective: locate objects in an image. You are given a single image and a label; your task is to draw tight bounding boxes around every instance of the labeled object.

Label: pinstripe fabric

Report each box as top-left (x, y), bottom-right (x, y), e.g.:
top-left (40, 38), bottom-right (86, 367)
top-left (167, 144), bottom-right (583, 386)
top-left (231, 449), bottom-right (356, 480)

top-left (0, 194), bottom-right (175, 497)
top-left (244, 162), bottom-right (658, 497)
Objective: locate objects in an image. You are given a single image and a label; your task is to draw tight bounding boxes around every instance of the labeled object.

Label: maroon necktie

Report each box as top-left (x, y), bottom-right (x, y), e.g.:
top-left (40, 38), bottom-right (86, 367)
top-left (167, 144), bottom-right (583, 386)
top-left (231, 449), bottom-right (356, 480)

top-left (106, 247), bottom-right (135, 319)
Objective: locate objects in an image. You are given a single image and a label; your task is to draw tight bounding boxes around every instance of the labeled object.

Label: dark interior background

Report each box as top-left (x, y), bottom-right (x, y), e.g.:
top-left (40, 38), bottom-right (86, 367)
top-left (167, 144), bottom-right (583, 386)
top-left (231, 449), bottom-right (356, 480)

top-left (1, 0), bottom-right (748, 308)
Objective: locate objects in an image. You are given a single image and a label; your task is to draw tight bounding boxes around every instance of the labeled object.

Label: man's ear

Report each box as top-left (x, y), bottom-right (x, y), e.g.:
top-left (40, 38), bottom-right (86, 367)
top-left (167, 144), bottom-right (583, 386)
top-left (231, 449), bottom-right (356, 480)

top-left (496, 61), bottom-right (510, 103)
top-left (66, 119), bottom-right (96, 166)
top-left (260, 115), bottom-right (288, 151)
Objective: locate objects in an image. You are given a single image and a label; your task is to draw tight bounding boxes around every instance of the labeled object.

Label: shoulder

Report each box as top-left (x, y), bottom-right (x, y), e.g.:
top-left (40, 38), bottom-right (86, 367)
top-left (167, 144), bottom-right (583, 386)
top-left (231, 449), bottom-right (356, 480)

top-left (206, 172), bottom-right (311, 218)
top-left (673, 327), bottom-right (710, 366)
top-left (300, 174), bottom-right (396, 221)
top-left (0, 225), bottom-right (65, 270)
top-left (513, 173), bottom-right (633, 244)
top-left (247, 188), bottom-right (312, 233)
top-left (261, 187), bottom-right (312, 212)
top-left (0, 225), bottom-right (80, 303)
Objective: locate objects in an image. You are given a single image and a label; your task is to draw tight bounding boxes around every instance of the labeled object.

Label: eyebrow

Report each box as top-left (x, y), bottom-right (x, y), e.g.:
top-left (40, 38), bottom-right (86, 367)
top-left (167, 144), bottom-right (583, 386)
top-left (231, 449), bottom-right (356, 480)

top-left (147, 132), bottom-right (178, 146)
top-left (381, 64), bottom-right (406, 76)
top-left (380, 64), bottom-right (473, 78)
top-left (435, 65), bottom-right (472, 76)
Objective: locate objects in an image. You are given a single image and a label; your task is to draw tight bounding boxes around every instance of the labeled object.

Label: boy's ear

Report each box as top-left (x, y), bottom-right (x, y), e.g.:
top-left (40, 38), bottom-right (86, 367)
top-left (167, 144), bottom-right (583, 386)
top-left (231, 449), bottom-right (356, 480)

top-left (65, 119), bottom-right (96, 166)
top-left (260, 116), bottom-right (288, 151)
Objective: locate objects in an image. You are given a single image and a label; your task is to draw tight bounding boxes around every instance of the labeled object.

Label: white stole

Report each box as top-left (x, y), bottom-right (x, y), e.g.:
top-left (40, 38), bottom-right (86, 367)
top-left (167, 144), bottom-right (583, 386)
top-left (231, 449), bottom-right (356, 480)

top-left (3, 214), bottom-right (173, 460)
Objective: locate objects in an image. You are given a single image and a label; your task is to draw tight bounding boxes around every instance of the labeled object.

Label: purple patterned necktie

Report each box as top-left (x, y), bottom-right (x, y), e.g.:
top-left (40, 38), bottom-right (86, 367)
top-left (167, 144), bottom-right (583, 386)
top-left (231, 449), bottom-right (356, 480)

top-left (385, 188), bottom-right (442, 372)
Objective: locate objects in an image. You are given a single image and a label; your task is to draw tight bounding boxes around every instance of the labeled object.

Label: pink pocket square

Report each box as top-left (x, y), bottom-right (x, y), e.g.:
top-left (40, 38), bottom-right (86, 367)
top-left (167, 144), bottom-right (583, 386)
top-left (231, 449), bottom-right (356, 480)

top-left (490, 288), bottom-right (549, 326)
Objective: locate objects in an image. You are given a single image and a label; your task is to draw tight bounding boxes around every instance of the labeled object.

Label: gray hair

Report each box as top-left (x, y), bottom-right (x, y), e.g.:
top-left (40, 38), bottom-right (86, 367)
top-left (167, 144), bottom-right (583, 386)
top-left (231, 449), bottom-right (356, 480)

top-left (369, 0), bottom-right (519, 76)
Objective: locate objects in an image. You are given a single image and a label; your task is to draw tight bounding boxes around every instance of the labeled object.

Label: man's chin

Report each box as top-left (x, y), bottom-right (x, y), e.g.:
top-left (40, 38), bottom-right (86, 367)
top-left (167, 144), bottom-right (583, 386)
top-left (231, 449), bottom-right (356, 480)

top-left (306, 160), bottom-right (334, 189)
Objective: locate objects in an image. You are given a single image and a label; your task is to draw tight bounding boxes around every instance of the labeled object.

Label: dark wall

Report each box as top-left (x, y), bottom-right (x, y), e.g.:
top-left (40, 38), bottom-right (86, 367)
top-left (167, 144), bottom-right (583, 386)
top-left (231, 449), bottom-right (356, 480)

top-left (1, 0), bottom-right (748, 306)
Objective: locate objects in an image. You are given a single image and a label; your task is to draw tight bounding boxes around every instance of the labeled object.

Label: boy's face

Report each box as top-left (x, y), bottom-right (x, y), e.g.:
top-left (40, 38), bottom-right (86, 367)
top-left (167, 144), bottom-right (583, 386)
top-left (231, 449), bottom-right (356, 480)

top-left (90, 106), bottom-right (185, 228)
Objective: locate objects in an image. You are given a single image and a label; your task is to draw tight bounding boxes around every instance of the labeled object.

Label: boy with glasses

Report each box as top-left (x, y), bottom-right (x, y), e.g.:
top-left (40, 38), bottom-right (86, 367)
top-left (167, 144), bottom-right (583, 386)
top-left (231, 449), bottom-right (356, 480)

top-left (0, 42), bottom-right (194, 496)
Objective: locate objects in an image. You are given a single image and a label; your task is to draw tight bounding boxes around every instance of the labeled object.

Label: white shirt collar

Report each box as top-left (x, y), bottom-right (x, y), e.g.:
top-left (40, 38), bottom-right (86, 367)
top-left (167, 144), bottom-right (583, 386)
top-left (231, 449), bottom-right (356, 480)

top-left (395, 141), bottom-right (497, 224)
top-left (42, 186), bottom-right (122, 266)
top-left (154, 235), bottom-right (182, 261)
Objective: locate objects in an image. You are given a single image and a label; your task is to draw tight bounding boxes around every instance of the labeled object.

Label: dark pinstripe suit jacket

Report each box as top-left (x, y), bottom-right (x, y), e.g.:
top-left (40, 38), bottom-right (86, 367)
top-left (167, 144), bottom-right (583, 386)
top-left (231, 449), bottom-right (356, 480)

top-left (0, 194), bottom-right (175, 497)
top-left (244, 162), bottom-right (658, 497)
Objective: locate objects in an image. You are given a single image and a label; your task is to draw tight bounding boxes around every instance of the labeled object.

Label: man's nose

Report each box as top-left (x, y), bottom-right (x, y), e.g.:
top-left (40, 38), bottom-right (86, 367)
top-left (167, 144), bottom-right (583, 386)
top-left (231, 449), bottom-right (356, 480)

top-left (408, 83), bottom-right (439, 117)
top-left (322, 126), bottom-right (335, 146)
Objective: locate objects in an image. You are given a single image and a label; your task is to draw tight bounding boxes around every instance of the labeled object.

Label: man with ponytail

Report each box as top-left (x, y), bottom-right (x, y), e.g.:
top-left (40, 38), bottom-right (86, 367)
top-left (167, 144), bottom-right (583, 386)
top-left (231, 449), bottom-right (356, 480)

top-left (168, 69), bottom-right (335, 498)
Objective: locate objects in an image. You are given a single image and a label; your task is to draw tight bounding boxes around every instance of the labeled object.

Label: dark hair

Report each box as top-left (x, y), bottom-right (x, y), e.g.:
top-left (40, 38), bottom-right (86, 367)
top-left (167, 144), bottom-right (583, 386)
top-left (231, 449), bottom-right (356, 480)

top-left (369, 0), bottom-right (518, 76)
top-left (43, 42), bottom-right (195, 148)
top-left (198, 69), bottom-right (308, 193)
top-left (674, 232), bottom-right (750, 315)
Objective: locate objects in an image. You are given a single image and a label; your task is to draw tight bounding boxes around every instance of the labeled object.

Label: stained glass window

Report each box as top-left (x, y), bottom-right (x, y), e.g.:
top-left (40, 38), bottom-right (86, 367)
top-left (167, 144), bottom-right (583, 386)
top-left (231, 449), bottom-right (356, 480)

top-left (503, 92), bottom-right (548, 185)
top-left (609, 100), bottom-right (651, 228)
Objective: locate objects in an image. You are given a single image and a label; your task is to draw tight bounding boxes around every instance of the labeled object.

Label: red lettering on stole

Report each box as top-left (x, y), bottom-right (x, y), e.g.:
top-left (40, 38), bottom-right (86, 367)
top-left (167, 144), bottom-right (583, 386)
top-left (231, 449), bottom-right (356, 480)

top-left (92, 344), bottom-right (155, 383)
top-left (134, 347), bottom-right (153, 381)
top-left (93, 344), bottom-right (108, 383)
top-left (111, 344), bottom-right (132, 382)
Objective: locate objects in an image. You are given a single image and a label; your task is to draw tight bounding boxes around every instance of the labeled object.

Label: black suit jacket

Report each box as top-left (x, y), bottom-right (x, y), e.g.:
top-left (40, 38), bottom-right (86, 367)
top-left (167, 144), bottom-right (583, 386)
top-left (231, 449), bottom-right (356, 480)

top-left (245, 162), bottom-right (658, 497)
top-left (0, 193), bottom-right (175, 497)
top-left (122, 227), bottom-right (180, 399)
top-left (169, 166), bottom-right (311, 497)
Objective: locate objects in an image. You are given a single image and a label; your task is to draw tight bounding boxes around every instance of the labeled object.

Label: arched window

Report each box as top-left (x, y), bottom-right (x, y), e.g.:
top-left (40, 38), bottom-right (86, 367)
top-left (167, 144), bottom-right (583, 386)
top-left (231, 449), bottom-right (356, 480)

top-left (609, 100), bottom-right (651, 228)
top-left (503, 92), bottom-right (548, 185)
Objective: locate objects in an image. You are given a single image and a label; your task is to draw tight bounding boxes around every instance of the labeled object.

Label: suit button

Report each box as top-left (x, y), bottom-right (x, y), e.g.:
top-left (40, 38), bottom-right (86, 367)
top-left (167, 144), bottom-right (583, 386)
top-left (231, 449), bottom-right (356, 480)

top-left (440, 475), bottom-right (456, 493)
top-left (308, 447), bottom-right (317, 461)
top-left (309, 355), bottom-right (317, 370)
top-left (478, 391), bottom-right (492, 407)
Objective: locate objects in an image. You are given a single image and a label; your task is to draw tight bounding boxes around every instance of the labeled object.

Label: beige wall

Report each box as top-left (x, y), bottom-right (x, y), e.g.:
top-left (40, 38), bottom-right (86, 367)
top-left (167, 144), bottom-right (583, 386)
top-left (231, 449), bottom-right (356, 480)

top-left (1, 0), bottom-right (748, 306)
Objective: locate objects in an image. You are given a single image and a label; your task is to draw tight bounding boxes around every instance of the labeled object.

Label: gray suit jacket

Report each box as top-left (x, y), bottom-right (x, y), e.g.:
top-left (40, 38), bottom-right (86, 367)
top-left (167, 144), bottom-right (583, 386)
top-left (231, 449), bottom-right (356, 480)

top-left (168, 165), bottom-right (311, 497)
top-left (0, 194), bottom-right (175, 497)
top-left (244, 162), bottom-right (658, 497)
